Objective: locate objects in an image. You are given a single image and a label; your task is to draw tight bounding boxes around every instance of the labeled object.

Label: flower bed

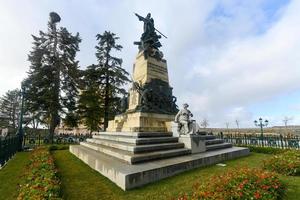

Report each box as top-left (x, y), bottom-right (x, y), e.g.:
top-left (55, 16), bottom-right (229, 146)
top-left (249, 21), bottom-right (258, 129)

top-left (190, 168), bottom-right (285, 200)
top-left (263, 150), bottom-right (300, 176)
top-left (17, 147), bottom-right (62, 200)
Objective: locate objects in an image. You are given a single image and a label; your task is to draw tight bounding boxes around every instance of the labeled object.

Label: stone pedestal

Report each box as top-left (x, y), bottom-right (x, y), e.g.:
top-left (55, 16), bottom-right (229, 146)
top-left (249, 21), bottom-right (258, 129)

top-left (179, 134), bottom-right (206, 154)
top-left (107, 112), bottom-right (174, 132)
top-left (107, 51), bottom-right (177, 133)
top-left (133, 52), bottom-right (169, 85)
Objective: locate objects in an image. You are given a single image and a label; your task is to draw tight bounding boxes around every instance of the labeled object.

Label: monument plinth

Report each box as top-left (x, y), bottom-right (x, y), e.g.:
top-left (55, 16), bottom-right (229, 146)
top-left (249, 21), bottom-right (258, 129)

top-left (132, 51), bottom-right (168, 85)
top-left (107, 47), bottom-right (177, 132)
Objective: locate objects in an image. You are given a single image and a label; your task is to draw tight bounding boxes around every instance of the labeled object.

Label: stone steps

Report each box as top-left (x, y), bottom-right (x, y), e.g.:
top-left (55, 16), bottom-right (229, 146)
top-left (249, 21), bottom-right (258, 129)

top-left (206, 143), bottom-right (232, 151)
top-left (93, 134), bottom-right (178, 145)
top-left (86, 138), bottom-right (184, 153)
top-left (95, 131), bottom-right (173, 138)
top-left (205, 139), bottom-right (224, 145)
top-left (80, 132), bottom-right (234, 164)
top-left (203, 135), bottom-right (217, 140)
top-left (80, 141), bottom-right (190, 164)
top-left (70, 145), bottom-right (250, 190)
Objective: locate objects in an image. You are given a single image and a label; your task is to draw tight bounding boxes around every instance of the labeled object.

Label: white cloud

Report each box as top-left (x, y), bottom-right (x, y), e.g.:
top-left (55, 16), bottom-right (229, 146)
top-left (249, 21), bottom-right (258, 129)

top-left (0, 0), bottom-right (298, 127)
top-left (178, 0), bottom-right (300, 127)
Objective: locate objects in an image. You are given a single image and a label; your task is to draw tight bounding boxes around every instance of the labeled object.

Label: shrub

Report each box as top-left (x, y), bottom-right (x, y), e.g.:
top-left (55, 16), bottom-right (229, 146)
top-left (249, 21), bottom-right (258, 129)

top-left (48, 144), bottom-right (69, 151)
top-left (238, 145), bottom-right (288, 154)
top-left (263, 150), bottom-right (300, 176)
top-left (191, 168), bottom-right (285, 200)
top-left (17, 147), bottom-right (62, 200)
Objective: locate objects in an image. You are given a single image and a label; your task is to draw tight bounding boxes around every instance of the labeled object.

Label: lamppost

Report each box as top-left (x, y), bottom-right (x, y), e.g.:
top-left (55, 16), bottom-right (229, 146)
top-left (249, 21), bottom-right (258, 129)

top-left (254, 118), bottom-right (268, 147)
top-left (17, 84), bottom-right (25, 151)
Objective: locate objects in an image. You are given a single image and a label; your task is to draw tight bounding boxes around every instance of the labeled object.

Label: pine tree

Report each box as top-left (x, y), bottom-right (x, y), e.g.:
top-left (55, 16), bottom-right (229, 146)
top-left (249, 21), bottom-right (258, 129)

top-left (25, 12), bottom-right (81, 142)
top-left (95, 31), bottom-right (130, 130)
top-left (0, 89), bottom-right (21, 131)
top-left (78, 65), bottom-right (104, 133)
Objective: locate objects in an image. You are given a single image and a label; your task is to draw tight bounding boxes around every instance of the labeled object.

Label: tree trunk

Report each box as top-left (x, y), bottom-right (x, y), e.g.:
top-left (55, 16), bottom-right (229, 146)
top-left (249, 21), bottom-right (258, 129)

top-left (48, 21), bottom-right (60, 143)
top-left (104, 70), bottom-right (109, 131)
top-left (103, 53), bottom-right (110, 131)
top-left (49, 111), bottom-right (59, 143)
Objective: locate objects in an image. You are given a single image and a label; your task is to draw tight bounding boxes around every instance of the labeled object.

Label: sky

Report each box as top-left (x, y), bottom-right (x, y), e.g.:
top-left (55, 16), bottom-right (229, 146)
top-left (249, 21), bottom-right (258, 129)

top-left (0, 0), bottom-right (299, 128)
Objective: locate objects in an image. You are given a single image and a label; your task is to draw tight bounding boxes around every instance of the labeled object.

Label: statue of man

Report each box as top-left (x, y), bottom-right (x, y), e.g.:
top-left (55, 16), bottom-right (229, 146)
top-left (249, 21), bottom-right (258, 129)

top-left (175, 103), bottom-right (193, 134)
top-left (135, 13), bottom-right (155, 41)
top-left (134, 13), bottom-right (162, 50)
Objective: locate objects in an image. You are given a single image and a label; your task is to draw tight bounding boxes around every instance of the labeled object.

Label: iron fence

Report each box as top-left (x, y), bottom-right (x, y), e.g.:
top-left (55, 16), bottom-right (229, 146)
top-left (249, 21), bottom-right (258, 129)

top-left (23, 134), bottom-right (90, 149)
top-left (216, 133), bottom-right (300, 149)
top-left (0, 135), bottom-right (19, 167)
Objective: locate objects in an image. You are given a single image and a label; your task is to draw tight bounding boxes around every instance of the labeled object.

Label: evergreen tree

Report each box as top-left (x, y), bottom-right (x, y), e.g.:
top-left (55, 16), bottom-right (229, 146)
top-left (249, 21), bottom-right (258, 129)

top-left (0, 89), bottom-right (21, 131)
top-left (78, 65), bottom-right (104, 133)
top-left (25, 12), bottom-right (81, 142)
top-left (95, 31), bottom-right (130, 130)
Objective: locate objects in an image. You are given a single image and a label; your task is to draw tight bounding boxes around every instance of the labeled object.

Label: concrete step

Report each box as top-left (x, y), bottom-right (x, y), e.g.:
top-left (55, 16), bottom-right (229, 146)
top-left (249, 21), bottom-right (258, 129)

top-left (204, 135), bottom-right (216, 140)
top-left (86, 138), bottom-right (184, 153)
top-left (95, 132), bottom-right (173, 138)
top-left (80, 142), bottom-right (190, 164)
top-left (93, 134), bottom-right (178, 145)
top-left (206, 143), bottom-right (232, 151)
top-left (205, 139), bottom-right (224, 145)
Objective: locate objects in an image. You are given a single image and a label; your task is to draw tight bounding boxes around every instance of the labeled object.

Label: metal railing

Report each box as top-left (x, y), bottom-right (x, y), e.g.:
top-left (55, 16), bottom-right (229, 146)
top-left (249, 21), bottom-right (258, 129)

top-left (23, 134), bottom-right (90, 149)
top-left (0, 135), bottom-right (19, 167)
top-left (216, 133), bottom-right (300, 149)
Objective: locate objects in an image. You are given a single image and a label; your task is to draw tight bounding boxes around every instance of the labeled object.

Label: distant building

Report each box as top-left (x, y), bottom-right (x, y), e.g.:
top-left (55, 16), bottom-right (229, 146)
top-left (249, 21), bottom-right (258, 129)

top-left (55, 123), bottom-right (103, 136)
top-left (55, 123), bottom-right (88, 135)
top-left (272, 125), bottom-right (300, 129)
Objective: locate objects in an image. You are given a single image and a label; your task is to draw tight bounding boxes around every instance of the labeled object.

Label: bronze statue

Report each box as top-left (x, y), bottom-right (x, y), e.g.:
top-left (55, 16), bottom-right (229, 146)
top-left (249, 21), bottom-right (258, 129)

top-left (134, 13), bottom-right (166, 60)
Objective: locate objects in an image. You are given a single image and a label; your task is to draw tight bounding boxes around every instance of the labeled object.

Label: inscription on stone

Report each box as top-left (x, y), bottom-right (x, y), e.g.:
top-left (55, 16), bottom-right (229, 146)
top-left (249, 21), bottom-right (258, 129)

top-left (149, 63), bottom-right (168, 74)
top-left (148, 63), bottom-right (168, 82)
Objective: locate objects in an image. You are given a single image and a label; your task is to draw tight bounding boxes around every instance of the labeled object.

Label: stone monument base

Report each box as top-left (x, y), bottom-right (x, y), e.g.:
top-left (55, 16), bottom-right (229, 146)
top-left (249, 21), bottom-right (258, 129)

top-left (70, 131), bottom-right (249, 190)
top-left (70, 145), bottom-right (249, 190)
top-left (107, 112), bottom-right (174, 132)
top-left (178, 134), bottom-right (206, 154)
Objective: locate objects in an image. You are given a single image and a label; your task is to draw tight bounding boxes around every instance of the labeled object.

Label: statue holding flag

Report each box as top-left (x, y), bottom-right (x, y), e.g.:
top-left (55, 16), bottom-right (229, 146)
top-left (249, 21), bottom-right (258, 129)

top-left (134, 13), bottom-right (166, 60)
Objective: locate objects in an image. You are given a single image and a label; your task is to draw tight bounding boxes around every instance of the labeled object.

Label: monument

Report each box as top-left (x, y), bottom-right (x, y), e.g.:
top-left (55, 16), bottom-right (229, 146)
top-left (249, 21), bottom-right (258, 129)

top-left (106, 13), bottom-right (177, 133)
top-left (70, 13), bottom-right (249, 191)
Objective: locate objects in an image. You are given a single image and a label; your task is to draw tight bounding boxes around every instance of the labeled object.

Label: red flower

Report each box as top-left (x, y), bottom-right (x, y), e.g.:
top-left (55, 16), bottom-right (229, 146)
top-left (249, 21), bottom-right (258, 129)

top-left (254, 191), bottom-right (261, 199)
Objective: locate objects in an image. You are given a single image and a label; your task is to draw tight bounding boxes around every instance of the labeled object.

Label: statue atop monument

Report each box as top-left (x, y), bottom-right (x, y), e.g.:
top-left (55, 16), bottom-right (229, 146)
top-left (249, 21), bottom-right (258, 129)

top-left (134, 13), bottom-right (166, 60)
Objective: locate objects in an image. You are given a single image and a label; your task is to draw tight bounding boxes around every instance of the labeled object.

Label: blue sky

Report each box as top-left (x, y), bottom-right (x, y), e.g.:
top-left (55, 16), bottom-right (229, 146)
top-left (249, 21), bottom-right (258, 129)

top-left (0, 0), bottom-right (299, 128)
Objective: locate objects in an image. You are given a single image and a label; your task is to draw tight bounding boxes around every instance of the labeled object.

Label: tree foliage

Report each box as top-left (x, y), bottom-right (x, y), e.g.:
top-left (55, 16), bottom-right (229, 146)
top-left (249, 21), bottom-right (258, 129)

top-left (78, 66), bottom-right (104, 133)
top-left (24, 12), bottom-right (81, 142)
top-left (78, 31), bottom-right (130, 131)
top-left (0, 89), bottom-right (21, 130)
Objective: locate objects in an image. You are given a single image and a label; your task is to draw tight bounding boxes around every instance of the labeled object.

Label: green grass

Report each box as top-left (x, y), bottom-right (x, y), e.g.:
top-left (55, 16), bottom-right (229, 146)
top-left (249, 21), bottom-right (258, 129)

top-left (54, 150), bottom-right (299, 200)
top-left (1, 150), bottom-right (299, 200)
top-left (281, 175), bottom-right (300, 200)
top-left (0, 152), bottom-right (30, 200)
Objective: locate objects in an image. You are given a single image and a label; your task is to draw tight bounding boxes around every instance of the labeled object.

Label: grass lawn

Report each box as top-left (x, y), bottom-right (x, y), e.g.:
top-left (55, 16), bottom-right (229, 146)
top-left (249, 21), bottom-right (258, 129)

top-left (53, 150), bottom-right (300, 200)
top-left (281, 175), bottom-right (300, 200)
top-left (0, 152), bottom-right (30, 200)
top-left (1, 150), bottom-right (298, 200)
